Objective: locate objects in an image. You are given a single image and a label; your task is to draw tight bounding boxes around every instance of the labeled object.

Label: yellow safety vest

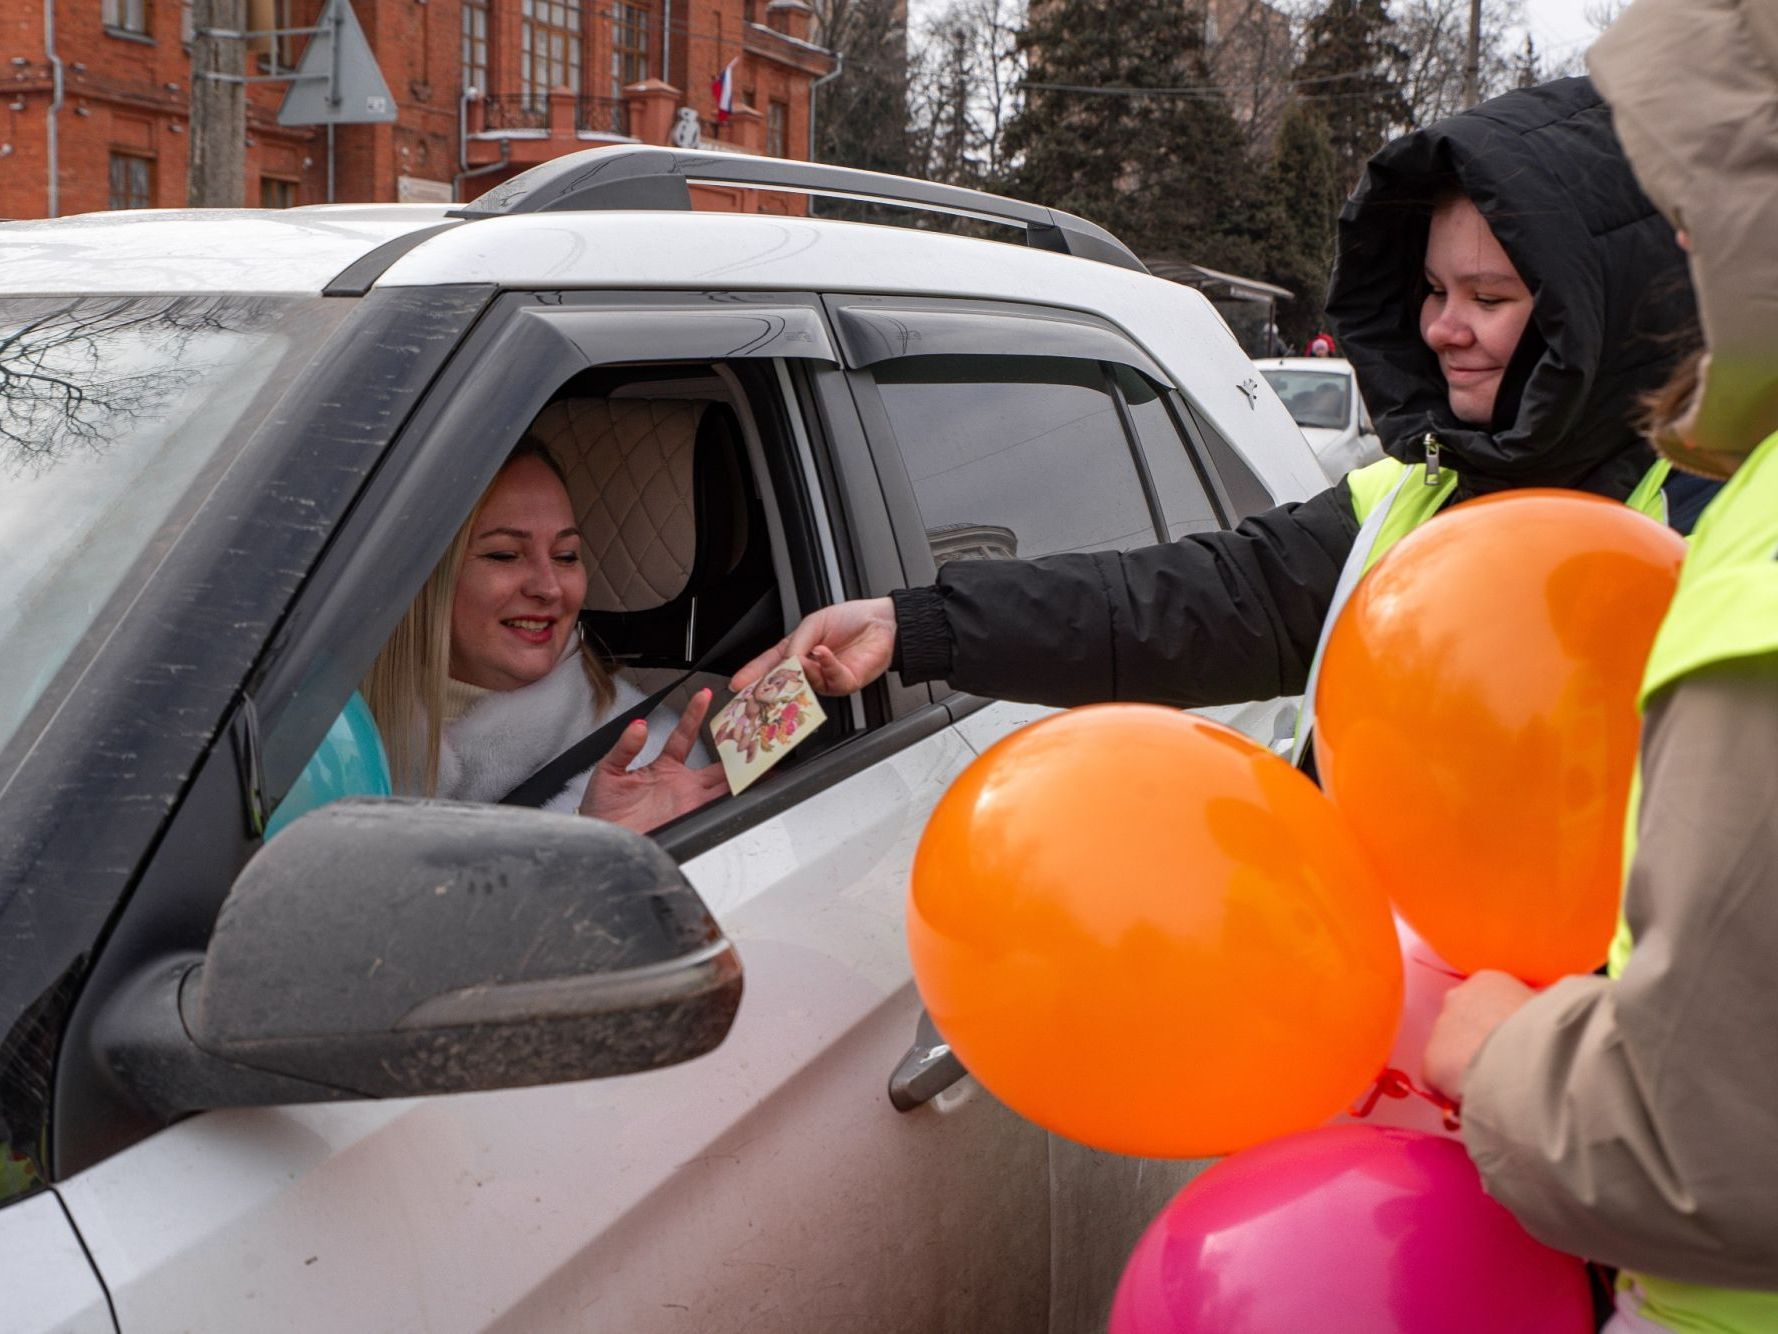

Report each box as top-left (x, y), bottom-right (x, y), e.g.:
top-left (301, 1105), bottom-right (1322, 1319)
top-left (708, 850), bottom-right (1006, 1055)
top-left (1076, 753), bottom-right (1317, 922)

top-left (1290, 454), bottom-right (1671, 764)
top-left (1609, 429), bottom-right (1778, 1334)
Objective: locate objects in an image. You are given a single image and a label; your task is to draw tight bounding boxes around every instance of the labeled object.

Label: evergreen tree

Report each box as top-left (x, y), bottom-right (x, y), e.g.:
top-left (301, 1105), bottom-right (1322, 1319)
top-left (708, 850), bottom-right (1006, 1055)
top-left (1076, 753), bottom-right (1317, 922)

top-left (1296, 0), bottom-right (1412, 189)
top-left (1000, 0), bottom-right (1269, 271)
top-left (1514, 34), bottom-right (1542, 88)
top-left (921, 23), bottom-right (984, 186)
top-left (1263, 102), bottom-right (1344, 348)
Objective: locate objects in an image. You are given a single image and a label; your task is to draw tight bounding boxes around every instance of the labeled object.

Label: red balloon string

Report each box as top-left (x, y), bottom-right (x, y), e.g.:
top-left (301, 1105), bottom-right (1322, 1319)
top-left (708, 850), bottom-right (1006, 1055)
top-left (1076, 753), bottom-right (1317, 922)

top-left (1349, 1067), bottom-right (1463, 1132)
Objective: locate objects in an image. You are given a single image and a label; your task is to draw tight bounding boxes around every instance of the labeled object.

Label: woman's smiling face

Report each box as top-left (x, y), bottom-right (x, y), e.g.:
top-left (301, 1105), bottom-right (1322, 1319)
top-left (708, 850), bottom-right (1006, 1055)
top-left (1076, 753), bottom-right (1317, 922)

top-left (449, 454), bottom-right (588, 691)
top-left (1419, 195), bottom-right (1535, 426)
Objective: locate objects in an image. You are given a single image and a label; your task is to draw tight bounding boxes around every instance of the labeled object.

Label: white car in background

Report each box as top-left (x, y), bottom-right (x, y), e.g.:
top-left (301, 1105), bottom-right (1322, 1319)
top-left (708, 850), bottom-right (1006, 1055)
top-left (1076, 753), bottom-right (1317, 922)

top-left (1257, 356), bottom-right (1385, 484)
top-left (0, 147), bottom-right (1326, 1334)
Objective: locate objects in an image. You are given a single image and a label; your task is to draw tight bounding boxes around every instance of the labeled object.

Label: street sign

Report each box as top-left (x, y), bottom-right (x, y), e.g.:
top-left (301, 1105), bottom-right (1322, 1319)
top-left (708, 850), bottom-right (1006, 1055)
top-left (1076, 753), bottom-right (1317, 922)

top-left (276, 0), bottom-right (396, 126)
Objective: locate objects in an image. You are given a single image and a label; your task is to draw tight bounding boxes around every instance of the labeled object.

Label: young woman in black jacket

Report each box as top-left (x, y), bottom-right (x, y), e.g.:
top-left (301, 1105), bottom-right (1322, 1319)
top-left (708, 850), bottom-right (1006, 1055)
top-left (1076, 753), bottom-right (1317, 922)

top-left (734, 79), bottom-right (1707, 716)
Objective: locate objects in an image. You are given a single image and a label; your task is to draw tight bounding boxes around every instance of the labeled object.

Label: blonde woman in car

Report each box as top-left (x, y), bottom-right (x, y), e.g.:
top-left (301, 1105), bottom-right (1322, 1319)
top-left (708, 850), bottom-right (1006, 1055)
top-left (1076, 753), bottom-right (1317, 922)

top-left (364, 439), bottom-right (724, 834)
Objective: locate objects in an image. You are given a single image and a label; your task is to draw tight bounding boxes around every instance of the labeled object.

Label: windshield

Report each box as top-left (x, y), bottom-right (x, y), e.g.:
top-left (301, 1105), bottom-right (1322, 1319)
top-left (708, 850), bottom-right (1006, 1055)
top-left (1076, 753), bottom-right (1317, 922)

top-left (0, 294), bottom-right (351, 764)
top-left (1260, 369), bottom-right (1352, 431)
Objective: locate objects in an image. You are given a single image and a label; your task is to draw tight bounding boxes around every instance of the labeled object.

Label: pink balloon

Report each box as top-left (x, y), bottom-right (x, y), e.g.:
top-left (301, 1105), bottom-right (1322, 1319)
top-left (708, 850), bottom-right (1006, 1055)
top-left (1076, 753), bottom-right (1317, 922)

top-left (1337, 915), bottom-right (1466, 1139)
top-left (1110, 1126), bottom-right (1593, 1334)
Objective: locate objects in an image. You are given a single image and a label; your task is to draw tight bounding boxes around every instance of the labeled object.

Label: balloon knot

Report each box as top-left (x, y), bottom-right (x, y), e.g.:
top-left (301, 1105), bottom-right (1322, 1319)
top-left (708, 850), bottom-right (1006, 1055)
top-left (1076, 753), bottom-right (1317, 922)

top-left (1350, 1067), bottom-right (1463, 1131)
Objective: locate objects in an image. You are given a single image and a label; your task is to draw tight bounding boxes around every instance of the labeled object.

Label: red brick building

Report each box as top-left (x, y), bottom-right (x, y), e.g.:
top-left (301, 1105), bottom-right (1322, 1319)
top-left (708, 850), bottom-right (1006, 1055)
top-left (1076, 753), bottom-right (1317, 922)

top-left (1, 0), bottom-right (836, 219)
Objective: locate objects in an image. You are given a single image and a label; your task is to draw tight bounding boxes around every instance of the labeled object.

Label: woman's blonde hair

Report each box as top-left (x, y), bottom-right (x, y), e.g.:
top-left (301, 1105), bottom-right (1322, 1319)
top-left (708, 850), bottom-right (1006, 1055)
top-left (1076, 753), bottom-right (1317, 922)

top-left (364, 440), bottom-right (615, 795)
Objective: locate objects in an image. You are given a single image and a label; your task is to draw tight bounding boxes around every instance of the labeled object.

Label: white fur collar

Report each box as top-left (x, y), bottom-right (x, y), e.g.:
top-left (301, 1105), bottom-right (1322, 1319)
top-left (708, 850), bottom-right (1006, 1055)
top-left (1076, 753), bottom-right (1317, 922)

top-left (435, 653), bottom-right (646, 804)
top-left (430, 653), bottom-right (704, 810)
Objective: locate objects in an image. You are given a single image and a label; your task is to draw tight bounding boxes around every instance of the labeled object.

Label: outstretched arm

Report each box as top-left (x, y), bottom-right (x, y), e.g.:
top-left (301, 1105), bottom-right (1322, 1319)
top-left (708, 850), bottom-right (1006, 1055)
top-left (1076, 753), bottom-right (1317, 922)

top-left (730, 597), bottom-right (898, 695)
top-left (735, 484), bottom-right (1357, 710)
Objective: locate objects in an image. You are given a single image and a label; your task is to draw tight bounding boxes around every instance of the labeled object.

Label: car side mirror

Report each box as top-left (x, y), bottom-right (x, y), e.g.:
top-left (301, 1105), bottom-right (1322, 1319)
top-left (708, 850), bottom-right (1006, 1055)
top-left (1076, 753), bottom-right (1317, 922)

top-left (97, 799), bottom-right (742, 1114)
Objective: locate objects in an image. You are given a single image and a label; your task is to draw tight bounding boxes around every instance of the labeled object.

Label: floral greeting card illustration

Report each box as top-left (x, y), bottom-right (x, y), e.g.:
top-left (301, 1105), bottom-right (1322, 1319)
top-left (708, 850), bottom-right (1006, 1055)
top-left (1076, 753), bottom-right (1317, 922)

top-left (709, 657), bottom-right (828, 795)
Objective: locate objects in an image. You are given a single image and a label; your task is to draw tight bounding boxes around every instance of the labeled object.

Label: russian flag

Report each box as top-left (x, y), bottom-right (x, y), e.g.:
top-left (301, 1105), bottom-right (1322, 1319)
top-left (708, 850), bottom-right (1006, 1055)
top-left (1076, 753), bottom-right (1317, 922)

top-left (712, 58), bottom-right (738, 122)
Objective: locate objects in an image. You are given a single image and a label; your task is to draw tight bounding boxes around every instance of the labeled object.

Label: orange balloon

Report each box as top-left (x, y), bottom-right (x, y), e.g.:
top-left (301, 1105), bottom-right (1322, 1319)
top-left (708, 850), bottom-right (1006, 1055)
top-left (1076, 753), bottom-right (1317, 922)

top-left (908, 705), bottom-right (1402, 1159)
top-left (1316, 491), bottom-right (1686, 985)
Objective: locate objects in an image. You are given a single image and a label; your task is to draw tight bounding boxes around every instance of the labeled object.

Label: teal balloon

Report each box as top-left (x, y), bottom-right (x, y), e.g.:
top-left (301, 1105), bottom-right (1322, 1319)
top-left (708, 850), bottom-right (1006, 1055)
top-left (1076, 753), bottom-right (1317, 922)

top-left (265, 691), bottom-right (392, 839)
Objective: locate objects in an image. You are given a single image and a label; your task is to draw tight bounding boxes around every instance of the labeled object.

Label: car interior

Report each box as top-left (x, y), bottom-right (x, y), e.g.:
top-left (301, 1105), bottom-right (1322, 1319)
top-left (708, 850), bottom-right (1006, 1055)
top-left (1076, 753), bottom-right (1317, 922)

top-left (431, 359), bottom-right (853, 814)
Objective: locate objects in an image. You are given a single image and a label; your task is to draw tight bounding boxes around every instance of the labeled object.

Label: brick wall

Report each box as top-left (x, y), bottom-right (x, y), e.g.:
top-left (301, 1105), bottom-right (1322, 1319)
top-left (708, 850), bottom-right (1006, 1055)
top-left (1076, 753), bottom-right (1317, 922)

top-left (1, 0), bottom-right (833, 220)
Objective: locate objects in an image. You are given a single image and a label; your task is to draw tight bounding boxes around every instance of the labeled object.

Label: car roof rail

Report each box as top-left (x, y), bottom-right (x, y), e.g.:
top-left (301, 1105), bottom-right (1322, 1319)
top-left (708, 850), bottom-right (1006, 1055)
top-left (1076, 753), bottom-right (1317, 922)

top-left (447, 145), bottom-right (1148, 275)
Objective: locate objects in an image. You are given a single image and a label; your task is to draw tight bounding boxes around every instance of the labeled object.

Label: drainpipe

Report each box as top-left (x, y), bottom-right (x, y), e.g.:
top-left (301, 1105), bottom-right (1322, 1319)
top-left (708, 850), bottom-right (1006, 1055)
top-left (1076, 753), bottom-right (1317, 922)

top-left (44, 0), bottom-right (64, 216)
top-left (661, 0), bottom-right (671, 84)
top-left (806, 50), bottom-right (842, 162)
top-left (455, 89), bottom-right (510, 202)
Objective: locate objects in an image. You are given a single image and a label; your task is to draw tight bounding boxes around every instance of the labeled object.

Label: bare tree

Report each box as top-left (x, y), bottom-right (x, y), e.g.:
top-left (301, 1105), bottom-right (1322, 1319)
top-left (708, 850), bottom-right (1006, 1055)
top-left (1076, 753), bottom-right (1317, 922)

top-left (808, 0), bottom-right (913, 173)
top-left (1584, 0), bottom-right (1631, 30)
top-left (908, 0), bottom-right (1025, 185)
top-left (1395, 0), bottom-right (1524, 126)
top-left (0, 296), bottom-right (268, 475)
top-left (1205, 0), bottom-right (1302, 148)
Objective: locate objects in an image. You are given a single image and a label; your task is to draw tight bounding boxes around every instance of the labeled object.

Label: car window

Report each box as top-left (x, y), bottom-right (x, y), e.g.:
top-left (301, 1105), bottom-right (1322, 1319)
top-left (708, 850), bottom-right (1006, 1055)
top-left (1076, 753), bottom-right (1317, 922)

top-left (0, 294), bottom-right (350, 775)
top-left (1259, 369), bottom-right (1351, 430)
top-left (870, 355), bottom-right (1158, 563)
top-left (1186, 405), bottom-right (1280, 521)
top-left (1113, 366), bottom-right (1220, 541)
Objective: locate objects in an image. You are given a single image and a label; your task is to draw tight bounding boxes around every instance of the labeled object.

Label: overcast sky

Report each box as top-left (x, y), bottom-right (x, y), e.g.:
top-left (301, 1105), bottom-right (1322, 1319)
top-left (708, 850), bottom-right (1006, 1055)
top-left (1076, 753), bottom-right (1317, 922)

top-left (1520, 0), bottom-right (1609, 63)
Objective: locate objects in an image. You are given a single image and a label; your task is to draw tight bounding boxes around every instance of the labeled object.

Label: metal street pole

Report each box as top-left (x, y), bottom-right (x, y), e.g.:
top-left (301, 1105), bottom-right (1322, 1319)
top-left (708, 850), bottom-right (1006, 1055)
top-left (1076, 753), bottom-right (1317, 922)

top-left (188, 0), bottom-right (247, 206)
top-left (1463, 0), bottom-right (1482, 107)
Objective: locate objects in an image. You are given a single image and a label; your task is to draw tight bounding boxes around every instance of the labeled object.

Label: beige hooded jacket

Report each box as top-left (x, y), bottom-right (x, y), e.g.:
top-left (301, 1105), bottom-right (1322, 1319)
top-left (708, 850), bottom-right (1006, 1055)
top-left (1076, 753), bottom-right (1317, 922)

top-left (1590, 0), bottom-right (1778, 464)
top-left (1456, 0), bottom-right (1778, 1294)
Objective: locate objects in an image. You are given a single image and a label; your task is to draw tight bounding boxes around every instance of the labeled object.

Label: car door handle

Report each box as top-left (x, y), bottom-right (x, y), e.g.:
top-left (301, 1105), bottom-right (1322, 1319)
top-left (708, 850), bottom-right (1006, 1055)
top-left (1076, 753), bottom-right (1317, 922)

top-left (888, 1009), bottom-right (968, 1111)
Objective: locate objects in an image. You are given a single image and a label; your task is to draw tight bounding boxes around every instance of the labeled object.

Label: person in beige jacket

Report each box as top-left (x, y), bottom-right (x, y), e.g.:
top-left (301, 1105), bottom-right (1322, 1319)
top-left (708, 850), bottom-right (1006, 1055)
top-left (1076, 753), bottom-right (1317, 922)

top-left (1422, 2), bottom-right (1778, 1330)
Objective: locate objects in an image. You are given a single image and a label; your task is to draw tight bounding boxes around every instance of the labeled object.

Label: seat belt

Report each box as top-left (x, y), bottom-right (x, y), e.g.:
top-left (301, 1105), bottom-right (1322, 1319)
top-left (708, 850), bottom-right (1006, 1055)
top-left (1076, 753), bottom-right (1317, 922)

top-left (499, 591), bottom-right (779, 808)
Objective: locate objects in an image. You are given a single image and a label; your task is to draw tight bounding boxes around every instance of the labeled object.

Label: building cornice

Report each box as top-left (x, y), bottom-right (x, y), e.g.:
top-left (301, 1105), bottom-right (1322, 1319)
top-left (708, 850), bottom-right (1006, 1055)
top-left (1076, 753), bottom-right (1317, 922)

top-left (741, 22), bottom-right (838, 77)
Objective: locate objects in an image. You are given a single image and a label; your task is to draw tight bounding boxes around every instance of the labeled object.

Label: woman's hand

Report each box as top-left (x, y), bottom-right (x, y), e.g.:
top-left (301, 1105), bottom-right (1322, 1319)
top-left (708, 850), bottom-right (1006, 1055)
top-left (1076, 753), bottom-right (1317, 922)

top-left (730, 597), bottom-right (898, 696)
top-left (1422, 970), bottom-right (1536, 1102)
top-left (579, 689), bottom-right (727, 833)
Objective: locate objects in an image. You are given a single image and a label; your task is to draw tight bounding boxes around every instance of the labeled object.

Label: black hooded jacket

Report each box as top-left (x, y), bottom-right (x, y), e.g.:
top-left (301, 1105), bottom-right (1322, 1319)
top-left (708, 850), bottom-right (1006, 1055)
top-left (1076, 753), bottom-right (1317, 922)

top-left (891, 78), bottom-right (1699, 709)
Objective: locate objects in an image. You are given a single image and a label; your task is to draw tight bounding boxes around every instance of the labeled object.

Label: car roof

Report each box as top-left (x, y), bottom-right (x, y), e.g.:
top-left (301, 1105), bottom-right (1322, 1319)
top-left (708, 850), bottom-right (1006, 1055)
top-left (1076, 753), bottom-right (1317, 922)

top-left (0, 206), bottom-right (455, 296)
top-left (0, 203), bottom-right (1330, 502)
top-left (1, 204), bottom-right (1150, 303)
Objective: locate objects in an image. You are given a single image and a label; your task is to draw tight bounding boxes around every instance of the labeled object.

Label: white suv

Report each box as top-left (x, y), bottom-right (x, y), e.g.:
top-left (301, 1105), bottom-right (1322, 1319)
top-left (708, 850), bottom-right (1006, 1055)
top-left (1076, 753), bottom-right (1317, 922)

top-left (0, 147), bottom-right (1324, 1334)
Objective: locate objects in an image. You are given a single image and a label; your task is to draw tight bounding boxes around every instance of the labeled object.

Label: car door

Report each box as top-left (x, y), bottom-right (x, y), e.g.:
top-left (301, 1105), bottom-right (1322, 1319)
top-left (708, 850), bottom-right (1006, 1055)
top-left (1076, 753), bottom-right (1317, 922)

top-left (825, 295), bottom-right (1310, 1333)
top-left (0, 1192), bottom-right (115, 1334)
top-left (53, 289), bottom-right (1050, 1333)
top-left (826, 294), bottom-right (1299, 757)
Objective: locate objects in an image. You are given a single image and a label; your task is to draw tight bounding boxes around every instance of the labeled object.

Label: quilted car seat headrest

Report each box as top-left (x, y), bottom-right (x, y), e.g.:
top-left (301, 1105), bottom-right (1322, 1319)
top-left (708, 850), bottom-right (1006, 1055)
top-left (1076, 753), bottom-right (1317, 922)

top-left (528, 397), bottom-right (703, 612)
top-left (526, 396), bottom-right (750, 614)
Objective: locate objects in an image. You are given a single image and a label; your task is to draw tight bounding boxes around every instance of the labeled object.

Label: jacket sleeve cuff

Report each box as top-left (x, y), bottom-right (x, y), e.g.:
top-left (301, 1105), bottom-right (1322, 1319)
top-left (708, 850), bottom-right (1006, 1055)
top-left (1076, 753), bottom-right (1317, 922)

top-left (889, 586), bottom-right (953, 683)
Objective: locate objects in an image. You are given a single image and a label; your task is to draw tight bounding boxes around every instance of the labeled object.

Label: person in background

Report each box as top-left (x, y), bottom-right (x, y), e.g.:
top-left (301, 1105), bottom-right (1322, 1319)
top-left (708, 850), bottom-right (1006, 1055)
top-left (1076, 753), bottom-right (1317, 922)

top-left (364, 439), bottom-right (725, 834)
top-left (1423, 3), bottom-right (1778, 1330)
top-left (1304, 331), bottom-right (1337, 358)
top-left (733, 79), bottom-right (1704, 745)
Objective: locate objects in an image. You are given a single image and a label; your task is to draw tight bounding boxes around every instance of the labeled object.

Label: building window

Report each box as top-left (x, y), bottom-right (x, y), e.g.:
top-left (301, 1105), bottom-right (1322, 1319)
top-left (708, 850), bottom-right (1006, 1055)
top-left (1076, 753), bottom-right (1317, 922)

top-left (610, 2), bottom-right (649, 98)
top-left (522, 0), bottom-right (581, 109)
top-left (103, 0), bottom-right (150, 37)
top-left (260, 176), bottom-right (299, 208)
top-left (767, 98), bottom-right (787, 158)
top-left (251, 0), bottom-right (302, 74)
top-left (108, 152), bottom-right (155, 209)
top-left (462, 0), bottom-right (488, 95)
